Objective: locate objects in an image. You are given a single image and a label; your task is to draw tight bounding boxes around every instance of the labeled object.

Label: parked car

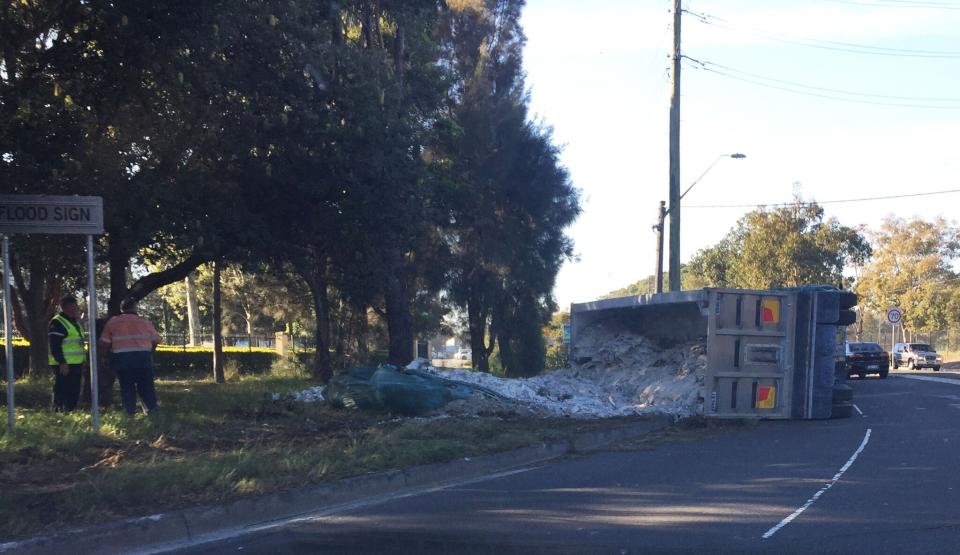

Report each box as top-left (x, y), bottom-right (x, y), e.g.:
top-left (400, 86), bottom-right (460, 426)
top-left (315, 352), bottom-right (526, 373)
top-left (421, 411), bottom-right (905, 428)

top-left (891, 342), bottom-right (942, 371)
top-left (845, 342), bottom-right (889, 379)
top-left (456, 348), bottom-right (472, 360)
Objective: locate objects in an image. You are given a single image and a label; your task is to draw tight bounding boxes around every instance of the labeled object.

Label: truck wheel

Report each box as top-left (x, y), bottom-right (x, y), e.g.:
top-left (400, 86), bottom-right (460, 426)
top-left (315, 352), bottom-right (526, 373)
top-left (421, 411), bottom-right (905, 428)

top-left (933, 366), bottom-right (941, 372)
top-left (833, 384), bottom-right (853, 403)
top-left (879, 368), bottom-right (889, 379)
top-left (831, 403), bottom-right (854, 419)
top-left (909, 359), bottom-right (918, 370)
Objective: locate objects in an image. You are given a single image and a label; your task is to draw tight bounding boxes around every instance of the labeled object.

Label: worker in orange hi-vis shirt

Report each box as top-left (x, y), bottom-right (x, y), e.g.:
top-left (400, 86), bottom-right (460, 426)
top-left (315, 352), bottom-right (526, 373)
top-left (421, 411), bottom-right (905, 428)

top-left (98, 297), bottom-right (161, 416)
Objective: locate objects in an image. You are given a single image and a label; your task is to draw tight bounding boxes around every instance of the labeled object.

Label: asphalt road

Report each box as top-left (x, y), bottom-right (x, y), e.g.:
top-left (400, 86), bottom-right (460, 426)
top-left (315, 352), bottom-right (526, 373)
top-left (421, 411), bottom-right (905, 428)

top-left (180, 371), bottom-right (960, 555)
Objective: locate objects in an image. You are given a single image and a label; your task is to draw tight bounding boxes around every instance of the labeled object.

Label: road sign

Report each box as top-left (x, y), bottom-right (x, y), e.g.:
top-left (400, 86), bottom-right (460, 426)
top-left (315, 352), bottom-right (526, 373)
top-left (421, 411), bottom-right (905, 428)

top-left (562, 324), bottom-right (571, 344)
top-left (0, 195), bottom-right (103, 235)
top-left (1, 195), bottom-right (104, 433)
top-left (886, 308), bottom-right (903, 325)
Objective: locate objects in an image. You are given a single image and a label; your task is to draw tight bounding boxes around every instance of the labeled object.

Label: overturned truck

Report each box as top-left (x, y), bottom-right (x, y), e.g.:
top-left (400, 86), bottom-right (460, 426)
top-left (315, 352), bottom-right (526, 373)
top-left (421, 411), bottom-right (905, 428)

top-left (570, 287), bottom-right (857, 420)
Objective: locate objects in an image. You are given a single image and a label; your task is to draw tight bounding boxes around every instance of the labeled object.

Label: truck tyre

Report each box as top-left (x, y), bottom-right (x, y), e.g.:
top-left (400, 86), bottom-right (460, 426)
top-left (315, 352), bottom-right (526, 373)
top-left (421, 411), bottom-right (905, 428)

top-left (832, 384), bottom-right (853, 403)
top-left (933, 366), bottom-right (941, 372)
top-left (831, 403), bottom-right (854, 419)
top-left (910, 359), bottom-right (918, 370)
top-left (837, 309), bottom-right (857, 326)
top-left (879, 368), bottom-right (889, 379)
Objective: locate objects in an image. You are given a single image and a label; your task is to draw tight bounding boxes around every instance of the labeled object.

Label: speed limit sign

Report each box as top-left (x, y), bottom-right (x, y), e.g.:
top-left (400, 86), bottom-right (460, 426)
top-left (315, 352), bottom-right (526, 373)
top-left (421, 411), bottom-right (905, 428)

top-left (886, 308), bottom-right (903, 324)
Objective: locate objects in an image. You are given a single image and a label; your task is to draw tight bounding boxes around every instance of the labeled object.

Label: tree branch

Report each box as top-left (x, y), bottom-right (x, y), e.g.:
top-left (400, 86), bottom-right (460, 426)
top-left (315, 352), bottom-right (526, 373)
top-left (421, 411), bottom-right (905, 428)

top-left (126, 251), bottom-right (213, 303)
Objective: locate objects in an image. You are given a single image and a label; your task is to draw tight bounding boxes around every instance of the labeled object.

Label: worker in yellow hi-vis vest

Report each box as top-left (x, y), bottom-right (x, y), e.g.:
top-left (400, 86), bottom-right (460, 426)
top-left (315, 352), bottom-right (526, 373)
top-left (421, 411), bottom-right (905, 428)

top-left (48, 296), bottom-right (86, 412)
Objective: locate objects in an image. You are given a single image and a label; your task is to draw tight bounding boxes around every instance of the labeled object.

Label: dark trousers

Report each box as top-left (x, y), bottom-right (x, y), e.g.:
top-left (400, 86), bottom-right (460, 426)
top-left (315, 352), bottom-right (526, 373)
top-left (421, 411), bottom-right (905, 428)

top-left (51, 364), bottom-right (84, 412)
top-left (115, 366), bottom-right (158, 415)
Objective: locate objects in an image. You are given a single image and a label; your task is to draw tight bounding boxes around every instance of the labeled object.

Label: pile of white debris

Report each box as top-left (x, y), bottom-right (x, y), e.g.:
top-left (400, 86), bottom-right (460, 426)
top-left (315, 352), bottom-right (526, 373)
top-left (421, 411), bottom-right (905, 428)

top-left (421, 321), bottom-right (706, 418)
top-left (288, 320), bottom-right (707, 419)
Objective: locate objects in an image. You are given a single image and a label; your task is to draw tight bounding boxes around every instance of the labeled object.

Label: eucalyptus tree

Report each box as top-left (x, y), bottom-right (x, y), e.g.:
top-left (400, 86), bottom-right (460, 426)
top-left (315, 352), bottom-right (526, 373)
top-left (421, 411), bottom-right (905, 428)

top-left (685, 200), bottom-right (870, 291)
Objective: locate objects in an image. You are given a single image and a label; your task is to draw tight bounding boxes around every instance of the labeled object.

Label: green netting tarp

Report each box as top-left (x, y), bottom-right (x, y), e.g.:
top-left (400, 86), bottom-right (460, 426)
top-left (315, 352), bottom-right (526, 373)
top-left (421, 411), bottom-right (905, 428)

top-left (326, 364), bottom-right (485, 415)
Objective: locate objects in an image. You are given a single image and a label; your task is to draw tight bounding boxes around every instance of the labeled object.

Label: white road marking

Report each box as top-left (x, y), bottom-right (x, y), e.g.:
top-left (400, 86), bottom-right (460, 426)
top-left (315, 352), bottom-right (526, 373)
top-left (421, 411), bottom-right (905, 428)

top-left (762, 428), bottom-right (872, 540)
top-left (897, 375), bottom-right (960, 386)
top-left (132, 466), bottom-right (539, 555)
top-left (853, 404), bottom-right (864, 416)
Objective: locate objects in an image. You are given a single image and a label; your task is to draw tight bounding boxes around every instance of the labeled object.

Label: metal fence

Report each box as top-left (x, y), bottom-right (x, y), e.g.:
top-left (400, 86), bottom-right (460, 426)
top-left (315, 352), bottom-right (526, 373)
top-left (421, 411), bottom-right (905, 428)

top-left (159, 334), bottom-right (277, 349)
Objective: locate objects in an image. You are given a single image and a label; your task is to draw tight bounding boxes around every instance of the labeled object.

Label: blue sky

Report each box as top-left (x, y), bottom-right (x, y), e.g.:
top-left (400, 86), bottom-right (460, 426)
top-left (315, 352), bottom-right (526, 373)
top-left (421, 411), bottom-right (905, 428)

top-left (520, 0), bottom-right (960, 308)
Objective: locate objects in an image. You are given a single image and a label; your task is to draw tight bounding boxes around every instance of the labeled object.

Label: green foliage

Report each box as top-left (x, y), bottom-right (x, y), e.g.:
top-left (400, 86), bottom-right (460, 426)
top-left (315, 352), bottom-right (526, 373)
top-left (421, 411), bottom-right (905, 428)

top-left (685, 199), bottom-right (871, 290)
top-left (1, 0), bottom-right (579, 382)
top-left (153, 350), bottom-right (279, 378)
top-left (0, 344), bottom-right (30, 379)
top-left (602, 271), bottom-right (681, 298)
top-left (856, 216), bottom-right (960, 335)
top-left (543, 311), bottom-right (570, 370)
top-left (437, 0), bottom-right (580, 375)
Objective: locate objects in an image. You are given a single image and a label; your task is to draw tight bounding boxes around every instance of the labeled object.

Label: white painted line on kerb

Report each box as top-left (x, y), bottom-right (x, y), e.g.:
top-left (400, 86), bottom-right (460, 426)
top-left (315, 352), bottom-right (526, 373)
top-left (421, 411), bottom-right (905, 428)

top-left (762, 428), bottom-right (872, 540)
top-left (897, 375), bottom-right (960, 386)
top-left (853, 404), bottom-right (864, 416)
top-left (133, 466), bottom-right (539, 555)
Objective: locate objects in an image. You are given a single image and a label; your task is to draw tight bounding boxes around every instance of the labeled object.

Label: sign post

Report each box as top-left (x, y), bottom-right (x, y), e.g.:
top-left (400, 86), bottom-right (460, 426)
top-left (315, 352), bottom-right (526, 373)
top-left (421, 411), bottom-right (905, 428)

top-left (886, 308), bottom-right (903, 364)
top-left (0, 195), bottom-right (104, 433)
top-left (3, 236), bottom-right (14, 431)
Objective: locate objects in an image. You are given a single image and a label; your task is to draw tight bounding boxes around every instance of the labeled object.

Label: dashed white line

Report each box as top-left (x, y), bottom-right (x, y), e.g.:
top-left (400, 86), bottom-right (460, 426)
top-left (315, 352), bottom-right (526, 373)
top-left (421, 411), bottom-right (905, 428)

top-left (762, 428), bottom-right (872, 540)
top-left (853, 404), bottom-right (864, 416)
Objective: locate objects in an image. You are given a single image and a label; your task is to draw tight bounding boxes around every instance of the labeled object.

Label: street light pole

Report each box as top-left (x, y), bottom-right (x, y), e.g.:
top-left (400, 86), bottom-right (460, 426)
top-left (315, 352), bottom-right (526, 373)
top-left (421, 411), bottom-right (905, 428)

top-left (681, 153), bottom-right (746, 202)
top-left (659, 153), bottom-right (745, 293)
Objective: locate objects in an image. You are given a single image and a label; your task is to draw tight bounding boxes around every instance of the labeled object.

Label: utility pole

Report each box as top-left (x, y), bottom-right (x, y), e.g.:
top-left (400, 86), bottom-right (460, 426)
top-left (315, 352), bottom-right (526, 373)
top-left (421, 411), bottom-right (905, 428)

top-left (668, 0), bottom-right (682, 292)
top-left (654, 201), bottom-right (666, 294)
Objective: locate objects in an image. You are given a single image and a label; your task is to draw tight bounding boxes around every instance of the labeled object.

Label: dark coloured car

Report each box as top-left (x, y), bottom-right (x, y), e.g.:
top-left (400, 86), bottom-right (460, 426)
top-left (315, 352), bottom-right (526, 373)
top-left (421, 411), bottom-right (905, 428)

top-left (845, 342), bottom-right (889, 379)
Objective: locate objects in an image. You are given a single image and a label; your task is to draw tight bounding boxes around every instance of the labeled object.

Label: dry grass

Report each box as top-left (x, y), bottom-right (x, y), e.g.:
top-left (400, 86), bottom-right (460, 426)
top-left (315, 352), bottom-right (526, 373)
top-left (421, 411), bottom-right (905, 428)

top-left (0, 372), bottom-right (655, 541)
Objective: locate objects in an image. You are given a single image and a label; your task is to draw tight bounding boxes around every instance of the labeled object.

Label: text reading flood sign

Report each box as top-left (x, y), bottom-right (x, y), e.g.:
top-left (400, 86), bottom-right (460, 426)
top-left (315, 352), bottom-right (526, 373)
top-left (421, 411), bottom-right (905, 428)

top-left (0, 195), bottom-right (103, 235)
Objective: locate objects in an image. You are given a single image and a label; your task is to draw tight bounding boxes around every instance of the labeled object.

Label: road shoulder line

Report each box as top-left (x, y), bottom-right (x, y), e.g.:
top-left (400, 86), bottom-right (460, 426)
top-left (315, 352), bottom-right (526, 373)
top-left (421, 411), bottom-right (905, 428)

top-left (896, 375), bottom-right (960, 386)
top-left (762, 428), bottom-right (872, 540)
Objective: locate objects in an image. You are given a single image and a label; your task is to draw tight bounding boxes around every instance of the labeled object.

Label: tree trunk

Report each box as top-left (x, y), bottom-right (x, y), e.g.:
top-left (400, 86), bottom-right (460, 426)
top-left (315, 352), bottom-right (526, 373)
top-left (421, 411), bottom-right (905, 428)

top-left (294, 248), bottom-right (332, 382)
top-left (10, 248), bottom-right (61, 377)
top-left (493, 306), bottom-right (515, 376)
top-left (355, 307), bottom-right (369, 358)
top-left (393, 22), bottom-right (405, 84)
top-left (185, 273), bottom-right (200, 346)
top-left (245, 310), bottom-right (253, 352)
top-left (107, 236), bottom-right (131, 316)
top-left (212, 260), bottom-right (224, 383)
top-left (383, 255), bottom-right (414, 365)
top-left (467, 295), bottom-right (490, 373)
top-left (334, 297), bottom-right (346, 362)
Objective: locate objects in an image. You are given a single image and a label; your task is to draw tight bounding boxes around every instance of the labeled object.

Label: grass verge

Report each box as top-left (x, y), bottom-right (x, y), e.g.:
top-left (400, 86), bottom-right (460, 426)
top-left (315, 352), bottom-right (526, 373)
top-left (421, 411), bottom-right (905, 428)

top-left (0, 371), bottom-right (653, 541)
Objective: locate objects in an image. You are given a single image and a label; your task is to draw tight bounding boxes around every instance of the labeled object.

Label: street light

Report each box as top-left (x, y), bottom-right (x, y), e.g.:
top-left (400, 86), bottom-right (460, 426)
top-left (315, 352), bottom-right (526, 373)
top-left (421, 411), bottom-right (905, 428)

top-left (655, 153), bottom-right (745, 293)
top-left (680, 153), bottom-right (746, 202)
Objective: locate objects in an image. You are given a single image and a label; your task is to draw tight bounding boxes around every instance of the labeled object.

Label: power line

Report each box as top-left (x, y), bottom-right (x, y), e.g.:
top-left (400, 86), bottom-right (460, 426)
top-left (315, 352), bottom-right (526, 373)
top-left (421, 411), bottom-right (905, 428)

top-left (685, 57), bottom-right (960, 102)
top-left (821, 0), bottom-right (960, 10)
top-left (686, 61), bottom-right (960, 109)
top-left (687, 9), bottom-right (960, 57)
top-left (684, 188), bottom-right (960, 209)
